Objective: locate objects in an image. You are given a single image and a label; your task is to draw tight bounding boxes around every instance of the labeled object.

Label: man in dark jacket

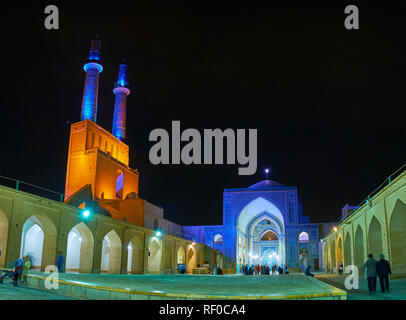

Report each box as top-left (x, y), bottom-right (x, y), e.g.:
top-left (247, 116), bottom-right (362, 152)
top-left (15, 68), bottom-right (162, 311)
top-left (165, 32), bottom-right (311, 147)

top-left (364, 254), bottom-right (377, 294)
top-left (376, 254), bottom-right (391, 293)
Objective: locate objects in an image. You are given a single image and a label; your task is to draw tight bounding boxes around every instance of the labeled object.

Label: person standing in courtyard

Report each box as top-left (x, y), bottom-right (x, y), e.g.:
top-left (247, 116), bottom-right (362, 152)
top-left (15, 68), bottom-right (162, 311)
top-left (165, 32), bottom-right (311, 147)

top-left (338, 261), bottom-right (343, 275)
top-left (20, 255), bottom-right (31, 285)
top-left (377, 254), bottom-right (391, 293)
top-left (56, 251), bottom-right (64, 273)
top-left (363, 253), bottom-right (377, 294)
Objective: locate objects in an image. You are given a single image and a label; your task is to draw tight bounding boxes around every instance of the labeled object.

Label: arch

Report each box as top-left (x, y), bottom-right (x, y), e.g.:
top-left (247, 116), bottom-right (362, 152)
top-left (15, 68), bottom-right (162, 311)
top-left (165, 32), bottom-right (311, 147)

top-left (164, 241), bottom-right (173, 273)
top-left (260, 230), bottom-right (278, 241)
top-left (368, 216), bottom-right (383, 260)
top-left (337, 236), bottom-right (343, 267)
top-left (237, 197), bottom-right (285, 233)
top-left (177, 246), bottom-right (185, 264)
top-left (299, 232), bottom-right (309, 262)
top-left (20, 215), bottom-right (57, 270)
top-left (299, 232), bottom-right (309, 242)
top-left (331, 239), bottom-right (336, 272)
top-left (0, 209), bottom-right (9, 268)
top-left (344, 232), bottom-right (352, 267)
top-left (186, 246), bottom-right (197, 273)
top-left (101, 230), bottom-right (122, 274)
top-left (323, 245), bottom-right (328, 272)
top-left (66, 222), bottom-right (94, 273)
top-left (354, 225), bottom-right (364, 269)
top-left (389, 200), bottom-right (406, 277)
top-left (327, 244), bottom-right (332, 272)
top-left (148, 238), bottom-right (162, 273)
top-left (126, 236), bottom-right (143, 274)
top-left (214, 234), bottom-right (223, 245)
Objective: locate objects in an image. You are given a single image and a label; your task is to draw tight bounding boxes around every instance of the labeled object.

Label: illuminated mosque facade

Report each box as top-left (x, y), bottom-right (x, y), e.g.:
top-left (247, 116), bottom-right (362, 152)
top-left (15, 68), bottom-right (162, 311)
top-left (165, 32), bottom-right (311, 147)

top-left (184, 180), bottom-right (321, 272)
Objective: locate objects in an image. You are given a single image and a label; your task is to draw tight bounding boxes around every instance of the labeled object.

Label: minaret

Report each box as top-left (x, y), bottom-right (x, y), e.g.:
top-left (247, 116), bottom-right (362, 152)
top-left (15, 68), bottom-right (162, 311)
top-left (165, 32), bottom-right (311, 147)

top-left (80, 38), bottom-right (103, 122)
top-left (112, 63), bottom-right (131, 141)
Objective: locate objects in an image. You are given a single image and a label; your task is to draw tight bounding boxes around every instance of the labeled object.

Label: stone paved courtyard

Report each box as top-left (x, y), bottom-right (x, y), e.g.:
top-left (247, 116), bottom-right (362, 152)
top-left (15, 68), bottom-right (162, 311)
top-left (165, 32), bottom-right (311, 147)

top-left (316, 274), bottom-right (406, 300)
top-left (21, 271), bottom-right (345, 299)
top-left (0, 281), bottom-right (76, 300)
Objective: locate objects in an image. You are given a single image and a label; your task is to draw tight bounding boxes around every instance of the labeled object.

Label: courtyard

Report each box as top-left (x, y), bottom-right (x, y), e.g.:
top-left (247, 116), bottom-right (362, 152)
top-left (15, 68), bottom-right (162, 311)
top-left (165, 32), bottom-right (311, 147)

top-left (2, 271), bottom-right (346, 300)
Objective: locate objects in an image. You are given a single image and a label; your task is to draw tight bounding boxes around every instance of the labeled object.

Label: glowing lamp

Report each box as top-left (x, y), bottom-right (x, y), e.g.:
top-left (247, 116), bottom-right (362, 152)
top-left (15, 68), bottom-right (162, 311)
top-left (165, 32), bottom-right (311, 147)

top-left (192, 242), bottom-right (196, 245)
top-left (333, 227), bottom-right (337, 232)
top-left (82, 210), bottom-right (90, 218)
top-left (155, 231), bottom-right (162, 237)
top-left (265, 169), bottom-right (269, 173)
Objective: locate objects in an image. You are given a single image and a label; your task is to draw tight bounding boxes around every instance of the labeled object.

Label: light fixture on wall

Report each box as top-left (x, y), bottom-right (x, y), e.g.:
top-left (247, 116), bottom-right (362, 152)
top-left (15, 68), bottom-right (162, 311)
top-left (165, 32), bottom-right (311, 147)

top-left (82, 210), bottom-right (90, 219)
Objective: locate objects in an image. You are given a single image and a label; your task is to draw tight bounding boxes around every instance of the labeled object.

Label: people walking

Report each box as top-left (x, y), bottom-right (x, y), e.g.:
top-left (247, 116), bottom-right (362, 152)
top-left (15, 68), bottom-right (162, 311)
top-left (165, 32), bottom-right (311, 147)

top-left (364, 254), bottom-right (378, 294)
top-left (284, 264), bottom-right (289, 274)
top-left (377, 254), bottom-right (391, 293)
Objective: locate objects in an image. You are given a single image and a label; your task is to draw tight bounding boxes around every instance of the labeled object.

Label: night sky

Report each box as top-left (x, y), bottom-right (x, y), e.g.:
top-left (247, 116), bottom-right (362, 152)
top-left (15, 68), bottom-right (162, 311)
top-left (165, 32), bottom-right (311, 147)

top-left (1, 2), bottom-right (405, 226)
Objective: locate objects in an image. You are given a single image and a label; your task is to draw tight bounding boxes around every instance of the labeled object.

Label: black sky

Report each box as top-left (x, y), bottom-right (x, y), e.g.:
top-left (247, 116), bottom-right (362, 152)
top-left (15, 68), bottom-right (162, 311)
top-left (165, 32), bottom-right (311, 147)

top-left (0, 1), bottom-right (405, 226)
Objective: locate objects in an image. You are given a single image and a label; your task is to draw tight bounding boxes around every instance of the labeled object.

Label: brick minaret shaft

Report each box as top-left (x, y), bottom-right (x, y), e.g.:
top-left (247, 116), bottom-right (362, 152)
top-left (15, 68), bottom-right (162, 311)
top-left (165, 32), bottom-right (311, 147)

top-left (112, 63), bottom-right (131, 141)
top-left (80, 39), bottom-right (103, 122)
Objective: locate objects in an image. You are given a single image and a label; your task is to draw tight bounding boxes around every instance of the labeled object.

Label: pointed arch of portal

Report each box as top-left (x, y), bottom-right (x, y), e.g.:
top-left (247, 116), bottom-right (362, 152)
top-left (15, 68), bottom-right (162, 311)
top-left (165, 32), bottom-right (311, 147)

top-left (186, 245), bottom-right (197, 273)
top-left (126, 235), bottom-right (143, 274)
top-left (177, 246), bottom-right (186, 264)
top-left (66, 222), bottom-right (94, 273)
top-left (20, 215), bottom-right (57, 270)
top-left (101, 230), bottom-right (122, 274)
top-left (148, 238), bottom-right (162, 274)
top-left (237, 197), bottom-right (285, 233)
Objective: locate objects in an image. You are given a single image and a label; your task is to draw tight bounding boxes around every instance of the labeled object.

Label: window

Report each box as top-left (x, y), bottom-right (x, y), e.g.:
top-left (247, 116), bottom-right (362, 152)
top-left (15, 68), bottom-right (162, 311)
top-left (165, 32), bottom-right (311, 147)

top-left (116, 170), bottom-right (123, 199)
top-left (214, 234), bottom-right (223, 245)
top-left (299, 231), bottom-right (309, 242)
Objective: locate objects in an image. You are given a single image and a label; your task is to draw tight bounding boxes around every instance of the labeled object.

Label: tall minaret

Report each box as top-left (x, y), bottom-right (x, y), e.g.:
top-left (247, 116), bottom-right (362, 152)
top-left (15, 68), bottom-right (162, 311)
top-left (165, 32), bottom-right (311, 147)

top-left (80, 38), bottom-right (103, 122)
top-left (112, 63), bottom-right (131, 141)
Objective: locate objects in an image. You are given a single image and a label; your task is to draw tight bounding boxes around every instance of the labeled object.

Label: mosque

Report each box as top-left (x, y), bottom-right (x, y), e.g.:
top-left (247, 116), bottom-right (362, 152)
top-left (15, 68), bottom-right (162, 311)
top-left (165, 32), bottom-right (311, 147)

top-left (1, 38), bottom-right (404, 280)
top-left (0, 38), bottom-right (323, 274)
top-left (184, 180), bottom-right (321, 272)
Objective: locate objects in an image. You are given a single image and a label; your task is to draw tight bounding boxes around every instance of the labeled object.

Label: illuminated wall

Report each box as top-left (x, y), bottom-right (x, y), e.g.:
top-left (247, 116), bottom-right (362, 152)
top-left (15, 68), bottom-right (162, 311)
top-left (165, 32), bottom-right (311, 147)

top-left (64, 119), bottom-right (135, 201)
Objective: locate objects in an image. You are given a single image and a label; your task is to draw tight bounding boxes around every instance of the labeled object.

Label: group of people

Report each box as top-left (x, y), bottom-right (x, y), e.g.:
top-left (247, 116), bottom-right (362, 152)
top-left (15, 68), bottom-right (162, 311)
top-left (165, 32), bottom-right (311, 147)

top-left (7, 255), bottom-right (32, 286)
top-left (336, 253), bottom-right (392, 295)
top-left (363, 253), bottom-right (392, 295)
top-left (241, 264), bottom-right (289, 275)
